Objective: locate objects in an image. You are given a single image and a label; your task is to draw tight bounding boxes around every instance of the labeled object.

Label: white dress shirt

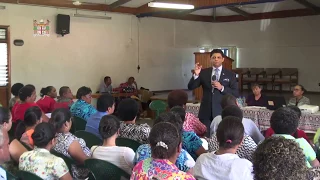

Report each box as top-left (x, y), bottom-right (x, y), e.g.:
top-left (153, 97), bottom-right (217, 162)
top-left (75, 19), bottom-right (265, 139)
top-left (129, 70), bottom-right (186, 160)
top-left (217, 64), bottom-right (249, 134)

top-left (193, 65), bottom-right (224, 92)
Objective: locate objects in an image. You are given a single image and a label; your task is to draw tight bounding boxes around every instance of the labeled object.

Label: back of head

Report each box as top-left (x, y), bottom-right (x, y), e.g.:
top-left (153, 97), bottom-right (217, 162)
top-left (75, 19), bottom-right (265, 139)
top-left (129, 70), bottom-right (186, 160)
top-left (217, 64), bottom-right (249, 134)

top-left (99, 115), bottom-right (120, 139)
top-left (221, 94), bottom-right (237, 109)
top-left (24, 106), bottom-right (42, 127)
top-left (221, 105), bottom-right (243, 119)
top-left (117, 98), bottom-right (139, 121)
top-left (11, 83), bottom-right (24, 96)
top-left (49, 108), bottom-right (71, 131)
top-left (149, 122), bottom-right (181, 159)
top-left (76, 86), bottom-right (92, 99)
top-left (0, 107), bottom-right (11, 125)
top-left (97, 94), bottom-right (114, 112)
top-left (217, 116), bottom-right (244, 149)
top-left (170, 106), bottom-right (186, 122)
top-left (40, 86), bottom-right (54, 97)
top-left (153, 112), bottom-right (183, 133)
top-left (19, 85), bottom-right (35, 101)
top-left (270, 107), bottom-right (299, 134)
top-left (288, 105), bottom-right (302, 118)
top-left (32, 122), bottom-right (56, 148)
top-left (167, 90), bottom-right (188, 109)
top-left (59, 86), bottom-right (69, 97)
top-left (253, 136), bottom-right (307, 180)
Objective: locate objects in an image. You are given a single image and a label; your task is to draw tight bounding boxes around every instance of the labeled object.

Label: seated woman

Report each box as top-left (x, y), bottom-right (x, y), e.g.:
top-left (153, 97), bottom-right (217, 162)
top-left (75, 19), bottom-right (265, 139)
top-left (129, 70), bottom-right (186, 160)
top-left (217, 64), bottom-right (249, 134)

top-left (119, 77), bottom-right (137, 90)
top-left (194, 116), bottom-right (254, 180)
top-left (70, 86), bottom-right (97, 121)
top-left (12, 84), bottom-right (48, 123)
top-left (246, 83), bottom-right (267, 107)
top-left (117, 98), bottom-right (150, 144)
top-left (50, 108), bottom-right (91, 179)
top-left (131, 122), bottom-right (195, 179)
top-left (9, 83), bottom-right (24, 110)
top-left (54, 86), bottom-right (74, 110)
top-left (36, 86), bottom-right (57, 113)
top-left (15, 106), bottom-right (42, 149)
top-left (19, 122), bottom-right (72, 180)
top-left (91, 115), bottom-right (135, 174)
top-left (288, 84), bottom-right (310, 107)
top-left (134, 112), bottom-right (196, 173)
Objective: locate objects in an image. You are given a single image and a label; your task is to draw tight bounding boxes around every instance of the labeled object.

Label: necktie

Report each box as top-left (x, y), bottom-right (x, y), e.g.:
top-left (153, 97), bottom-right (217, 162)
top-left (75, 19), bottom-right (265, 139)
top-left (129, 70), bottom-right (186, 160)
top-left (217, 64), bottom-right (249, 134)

top-left (215, 68), bottom-right (219, 81)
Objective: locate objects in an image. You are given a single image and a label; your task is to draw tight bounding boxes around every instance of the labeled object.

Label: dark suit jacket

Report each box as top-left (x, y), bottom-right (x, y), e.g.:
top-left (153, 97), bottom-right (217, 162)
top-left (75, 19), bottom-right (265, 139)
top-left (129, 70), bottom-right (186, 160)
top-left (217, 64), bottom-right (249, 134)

top-left (188, 67), bottom-right (238, 120)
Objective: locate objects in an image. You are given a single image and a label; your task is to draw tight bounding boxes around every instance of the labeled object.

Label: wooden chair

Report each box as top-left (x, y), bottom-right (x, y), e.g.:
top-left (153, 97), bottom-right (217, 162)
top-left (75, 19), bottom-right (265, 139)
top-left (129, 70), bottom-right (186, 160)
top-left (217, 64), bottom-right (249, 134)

top-left (17, 170), bottom-right (42, 180)
top-left (232, 68), bottom-right (249, 91)
top-left (242, 68), bottom-right (264, 90)
top-left (116, 137), bottom-right (142, 152)
top-left (258, 68), bottom-right (281, 90)
top-left (75, 130), bottom-right (102, 149)
top-left (273, 68), bottom-right (298, 91)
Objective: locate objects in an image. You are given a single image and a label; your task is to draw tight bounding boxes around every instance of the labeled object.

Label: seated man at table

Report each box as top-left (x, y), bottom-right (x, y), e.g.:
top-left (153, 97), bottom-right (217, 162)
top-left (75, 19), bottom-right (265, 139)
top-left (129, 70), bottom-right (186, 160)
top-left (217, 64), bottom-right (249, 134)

top-left (99, 76), bottom-right (113, 93)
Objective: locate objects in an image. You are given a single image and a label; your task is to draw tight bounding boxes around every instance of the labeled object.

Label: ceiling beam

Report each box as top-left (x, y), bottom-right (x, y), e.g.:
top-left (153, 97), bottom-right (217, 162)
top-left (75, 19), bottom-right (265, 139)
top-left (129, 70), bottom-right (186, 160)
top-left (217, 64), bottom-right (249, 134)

top-left (108, 0), bottom-right (132, 9)
top-left (293, 0), bottom-right (320, 13)
top-left (225, 6), bottom-right (251, 18)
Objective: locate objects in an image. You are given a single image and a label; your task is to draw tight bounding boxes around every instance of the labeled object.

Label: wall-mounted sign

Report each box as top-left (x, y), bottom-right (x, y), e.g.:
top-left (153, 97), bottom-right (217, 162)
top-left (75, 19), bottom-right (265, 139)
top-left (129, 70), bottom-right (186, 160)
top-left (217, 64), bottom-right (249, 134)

top-left (33, 19), bottom-right (50, 37)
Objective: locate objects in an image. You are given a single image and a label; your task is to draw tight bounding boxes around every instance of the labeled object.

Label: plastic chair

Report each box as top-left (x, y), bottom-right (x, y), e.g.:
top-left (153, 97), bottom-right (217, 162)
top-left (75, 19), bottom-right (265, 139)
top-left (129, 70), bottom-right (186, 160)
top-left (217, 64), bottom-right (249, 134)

top-left (17, 170), bottom-right (42, 180)
top-left (73, 116), bottom-right (87, 131)
top-left (84, 159), bottom-right (130, 180)
top-left (116, 137), bottom-right (142, 152)
top-left (75, 130), bottom-right (102, 149)
top-left (149, 100), bottom-right (167, 119)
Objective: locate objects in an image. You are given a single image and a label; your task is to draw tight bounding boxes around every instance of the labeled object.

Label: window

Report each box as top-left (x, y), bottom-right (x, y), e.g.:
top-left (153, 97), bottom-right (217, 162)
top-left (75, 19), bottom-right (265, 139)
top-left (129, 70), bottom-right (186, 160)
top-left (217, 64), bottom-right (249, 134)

top-left (221, 48), bottom-right (229, 57)
top-left (0, 28), bottom-right (8, 86)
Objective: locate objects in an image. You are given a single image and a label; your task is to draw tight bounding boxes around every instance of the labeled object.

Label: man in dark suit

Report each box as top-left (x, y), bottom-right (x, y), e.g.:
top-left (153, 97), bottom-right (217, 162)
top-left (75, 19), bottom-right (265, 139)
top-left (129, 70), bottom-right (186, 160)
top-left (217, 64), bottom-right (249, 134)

top-left (188, 49), bottom-right (238, 135)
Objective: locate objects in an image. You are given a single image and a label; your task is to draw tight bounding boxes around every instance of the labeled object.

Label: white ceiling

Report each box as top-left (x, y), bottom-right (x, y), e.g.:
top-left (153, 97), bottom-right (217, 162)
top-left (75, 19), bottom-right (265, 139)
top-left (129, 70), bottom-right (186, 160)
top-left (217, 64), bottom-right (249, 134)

top-left (82, 0), bottom-right (153, 7)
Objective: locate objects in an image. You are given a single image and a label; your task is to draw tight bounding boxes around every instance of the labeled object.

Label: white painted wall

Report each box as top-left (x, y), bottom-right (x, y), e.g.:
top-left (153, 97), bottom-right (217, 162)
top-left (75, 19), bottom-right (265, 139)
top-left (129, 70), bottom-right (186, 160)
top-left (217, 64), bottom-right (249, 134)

top-left (1, 3), bottom-right (320, 94)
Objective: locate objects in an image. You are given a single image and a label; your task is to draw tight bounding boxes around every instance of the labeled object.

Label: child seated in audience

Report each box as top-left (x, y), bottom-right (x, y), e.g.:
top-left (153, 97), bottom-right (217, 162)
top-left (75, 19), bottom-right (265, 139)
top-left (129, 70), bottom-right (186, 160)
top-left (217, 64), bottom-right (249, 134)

top-left (9, 83), bottom-right (24, 110)
top-left (36, 86), bottom-right (57, 113)
top-left (131, 122), bottom-right (196, 180)
top-left (54, 86), bottom-right (74, 110)
top-left (91, 115), bottom-right (134, 174)
top-left (117, 98), bottom-right (150, 144)
top-left (19, 122), bottom-right (72, 180)
top-left (194, 116), bottom-right (254, 180)
top-left (50, 108), bottom-right (91, 179)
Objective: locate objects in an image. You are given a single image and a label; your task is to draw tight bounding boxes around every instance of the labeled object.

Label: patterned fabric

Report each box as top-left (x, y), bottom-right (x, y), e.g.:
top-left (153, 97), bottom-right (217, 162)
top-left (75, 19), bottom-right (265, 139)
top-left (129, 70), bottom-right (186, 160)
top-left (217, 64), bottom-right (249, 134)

top-left (182, 131), bottom-right (203, 160)
top-left (119, 122), bottom-right (151, 144)
top-left (70, 99), bottom-right (97, 121)
top-left (207, 134), bottom-right (257, 162)
top-left (288, 96), bottom-right (311, 107)
top-left (308, 167), bottom-right (320, 180)
top-left (53, 132), bottom-right (91, 179)
top-left (131, 158), bottom-right (196, 180)
top-left (183, 112), bottom-right (207, 136)
top-left (19, 148), bottom-right (69, 180)
top-left (134, 144), bottom-right (195, 172)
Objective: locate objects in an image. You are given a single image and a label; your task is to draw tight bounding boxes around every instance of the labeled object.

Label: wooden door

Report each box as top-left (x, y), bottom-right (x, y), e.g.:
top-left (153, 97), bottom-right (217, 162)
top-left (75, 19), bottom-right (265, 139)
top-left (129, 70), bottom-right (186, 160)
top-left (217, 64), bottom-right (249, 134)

top-left (0, 26), bottom-right (11, 108)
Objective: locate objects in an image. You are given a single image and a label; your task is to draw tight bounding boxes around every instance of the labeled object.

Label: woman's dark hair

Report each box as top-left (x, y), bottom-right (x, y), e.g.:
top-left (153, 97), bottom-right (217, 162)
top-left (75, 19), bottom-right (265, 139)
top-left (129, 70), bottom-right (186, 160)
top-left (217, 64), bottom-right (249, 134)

top-left (49, 108), bottom-right (72, 131)
top-left (167, 90), bottom-right (188, 109)
top-left (15, 106), bottom-right (42, 139)
top-left (11, 83), bottom-right (24, 96)
top-left (217, 116), bottom-right (244, 149)
top-left (296, 84), bottom-right (306, 93)
top-left (210, 49), bottom-right (224, 58)
top-left (97, 94), bottom-right (114, 112)
top-left (149, 122), bottom-right (181, 159)
top-left (40, 86), bottom-right (54, 97)
top-left (170, 106), bottom-right (186, 122)
top-left (117, 98), bottom-right (139, 121)
top-left (99, 115), bottom-right (120, 139)
top-left (221, 94), bottom-right (237, 109)
top-left (153, 112), bottom-right (183, 133)
top-left (253, 136), bottom-right (307, 180)
top-left (0, 107), bottom-right (11, 125)
top-left (76, 86), bottom-right (92, 99)
top-left (19, 85), bottom-right (35, 101)
top-left (59, 86), bottom-right (69, 97)
top-left (221, 105), bottom-right (243, 119)
top-left (270, 107), bottom-right (299, 134)
top-left (32, 122), bottom-right (56, 148)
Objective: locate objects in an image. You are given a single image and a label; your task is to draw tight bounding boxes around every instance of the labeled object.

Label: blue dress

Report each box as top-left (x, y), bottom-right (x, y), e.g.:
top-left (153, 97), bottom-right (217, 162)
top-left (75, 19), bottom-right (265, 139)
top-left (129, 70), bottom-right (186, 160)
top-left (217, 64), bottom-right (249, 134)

top-left (70, 99), bottom-right (97, 121)
top-left (182, 131), bottom-right (203, 160)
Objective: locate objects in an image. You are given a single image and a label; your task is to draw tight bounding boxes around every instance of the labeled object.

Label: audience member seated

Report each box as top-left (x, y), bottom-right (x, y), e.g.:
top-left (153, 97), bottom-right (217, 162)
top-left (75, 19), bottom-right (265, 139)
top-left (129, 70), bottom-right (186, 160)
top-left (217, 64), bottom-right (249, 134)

top-left (119, 77), bottom-right (138, 94)
top-left (91, 115), bottom-right (134, 174)
top-left (194, 116), bottom-right (254, 180)
top-left (19, 122), bottom-right (72, 180)
top-left (253, 136), bottom-right (308, 180)
top-left (15, 106), bottom-right (42, 148)
top-left (12, 84), bottom-right (48, 123)
top-left (134, 112), bottom-right (196, 173)
top-left (0, 117), bottom-right (11, 167)
top-left (50, 108), bottom-right (91, 179)
top-left (54, 86), bottom-right (74, 110)
top-left (85, 94), bottom-right (115, 139)
top-left (167, 90), bottom-right (207, 137)
top-left (9, 83), bottom-right (24, 110)
top-left (271, 107), bottom-right (319, 168)
top-left (0, 107), bottom-right (12, 133)
top-left (288, 84), bottom-right (310, 107)
top-left (131, 122), bottom-right (196, 179)
top-left (117, 98), bottom-right (150, 144)
top-left (246, 83), bottom-right (267, 107)
top-left (36, 86), bottom-right (57, 113)
top-left (70, 86), bottom-right (97, 121)
top-left (99, 76), bottom-right (113, 93)
top-left (265, 106), bottom-right (310, 143)
top-left (207, 106), bottom-right (257, 161)
top-left (210, 94), bottom-right (264, 144)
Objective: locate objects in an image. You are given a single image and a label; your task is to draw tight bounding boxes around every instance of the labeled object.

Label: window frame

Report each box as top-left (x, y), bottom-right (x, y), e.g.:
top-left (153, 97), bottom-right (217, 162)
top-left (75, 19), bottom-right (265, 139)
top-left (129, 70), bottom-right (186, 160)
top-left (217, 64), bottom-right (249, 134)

top-left (0, 26), bottom-right (11, 89)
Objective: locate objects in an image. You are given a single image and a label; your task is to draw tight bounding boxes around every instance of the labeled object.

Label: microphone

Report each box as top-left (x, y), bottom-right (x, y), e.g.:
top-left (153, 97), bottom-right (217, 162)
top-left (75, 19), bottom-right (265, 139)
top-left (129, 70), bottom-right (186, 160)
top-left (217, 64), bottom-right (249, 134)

top-left (212, 75), bottom-right (217, 81)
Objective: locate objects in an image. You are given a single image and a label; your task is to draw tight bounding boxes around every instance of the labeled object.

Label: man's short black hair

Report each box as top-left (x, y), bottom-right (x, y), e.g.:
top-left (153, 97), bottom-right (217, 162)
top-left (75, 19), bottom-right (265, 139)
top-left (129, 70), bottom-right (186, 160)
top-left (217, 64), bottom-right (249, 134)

top-left (288, 105), bottom-right (302, 118)
top-left (221, 105), bottom-right (243, 119)
top-left (117, 98), bottom-right (139, 121)
top-left (210, 49), bottom-right (225, 58)
top-left (221, 94), bottom-right (237, 109)
top-left (270, 107), bottom-right (299, 134)
top-left (97, 94), bottom-right (115, 112)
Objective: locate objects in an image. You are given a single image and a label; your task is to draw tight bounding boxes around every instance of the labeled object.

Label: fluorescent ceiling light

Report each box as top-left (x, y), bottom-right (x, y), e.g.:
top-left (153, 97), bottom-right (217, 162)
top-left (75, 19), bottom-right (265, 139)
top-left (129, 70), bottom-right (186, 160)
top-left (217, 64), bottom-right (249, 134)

top-left (72, 13), bottom-right (112, 20)
top-left (148, 2), bottom-right (194, 9)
